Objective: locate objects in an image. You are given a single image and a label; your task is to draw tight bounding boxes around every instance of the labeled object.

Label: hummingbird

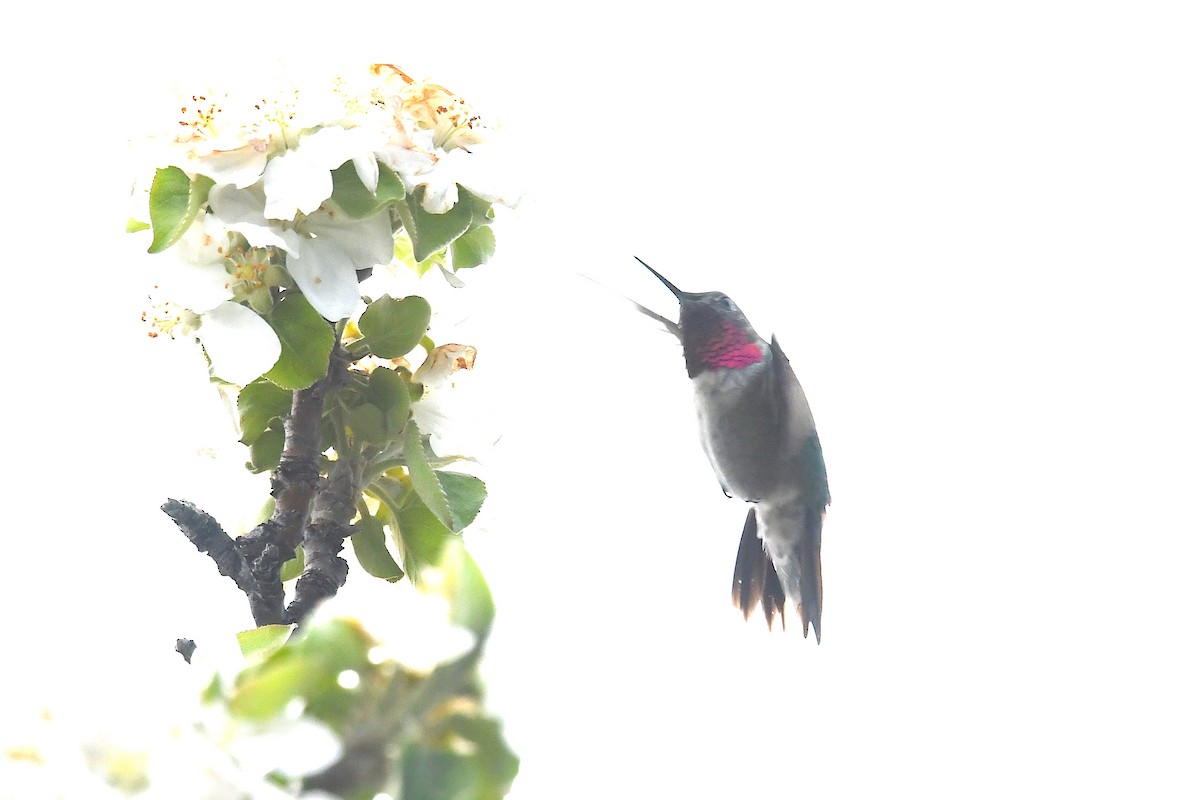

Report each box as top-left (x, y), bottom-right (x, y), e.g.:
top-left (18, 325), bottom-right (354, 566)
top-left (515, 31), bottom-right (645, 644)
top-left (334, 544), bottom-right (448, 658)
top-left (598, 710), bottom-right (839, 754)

top-left (631, 257), bottom-right (830, 641)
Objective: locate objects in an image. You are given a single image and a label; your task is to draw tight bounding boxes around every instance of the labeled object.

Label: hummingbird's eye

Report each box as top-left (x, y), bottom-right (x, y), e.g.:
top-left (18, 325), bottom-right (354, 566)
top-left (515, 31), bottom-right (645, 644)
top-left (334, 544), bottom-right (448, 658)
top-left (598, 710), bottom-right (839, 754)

top-left (717, 296), bottom-right (735, 311)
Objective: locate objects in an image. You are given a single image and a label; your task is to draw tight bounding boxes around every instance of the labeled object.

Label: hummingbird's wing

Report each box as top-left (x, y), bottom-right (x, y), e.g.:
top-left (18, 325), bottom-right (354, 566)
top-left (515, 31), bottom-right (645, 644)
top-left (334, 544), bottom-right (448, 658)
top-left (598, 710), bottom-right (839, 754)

top-left (768, 336), bottom-right (830, 504)
top-left (758, 337), bottom-right (830, 641)
top-left (768, 338), bottom-right (818, 462)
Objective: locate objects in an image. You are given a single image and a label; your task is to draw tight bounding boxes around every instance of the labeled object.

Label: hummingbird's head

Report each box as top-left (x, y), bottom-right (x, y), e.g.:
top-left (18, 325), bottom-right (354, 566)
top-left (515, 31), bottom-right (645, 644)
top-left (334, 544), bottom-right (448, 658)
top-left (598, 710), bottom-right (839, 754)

top-left (635, 257), bottom-right (765, 378)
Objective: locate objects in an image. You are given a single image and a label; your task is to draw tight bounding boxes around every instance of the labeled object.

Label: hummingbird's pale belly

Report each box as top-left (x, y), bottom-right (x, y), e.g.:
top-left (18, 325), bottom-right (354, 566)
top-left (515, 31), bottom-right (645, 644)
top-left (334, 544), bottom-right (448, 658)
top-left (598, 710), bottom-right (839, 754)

top-left (691, 367), bottom-right (784, 502)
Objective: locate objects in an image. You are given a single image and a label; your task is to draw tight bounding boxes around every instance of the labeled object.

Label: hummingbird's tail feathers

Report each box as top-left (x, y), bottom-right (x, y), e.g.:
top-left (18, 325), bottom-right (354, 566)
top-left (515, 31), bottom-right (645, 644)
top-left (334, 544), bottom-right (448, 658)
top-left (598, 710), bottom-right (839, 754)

top-left (731, 508), bottom-right (788, 630)
top-left (796, 505), bottom-right (824, 643)
top-left (759, 503), bottom-right (824, 643)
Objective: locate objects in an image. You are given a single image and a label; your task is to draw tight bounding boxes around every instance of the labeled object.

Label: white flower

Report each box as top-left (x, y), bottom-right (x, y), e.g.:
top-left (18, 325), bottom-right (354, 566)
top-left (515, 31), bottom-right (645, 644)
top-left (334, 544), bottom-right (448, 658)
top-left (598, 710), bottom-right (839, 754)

top-left (141, 68), bottom-right (366, 190)
top-left (209, 184), bottom-right (394, 322)
top-left (156, 91), bottom-right (276, 188)
top-left (413, 343), bottom-right (477, 389)
top-left (410, 344), bottom-right (499, 456)
top-left (143, 217), bottom-right (283, 385)
top-left (412, 146), bottom-right (521, 214)
top-left (262, 125), bottom-right (387, 220)
top-left (364, 64), bottom-right (520, 214)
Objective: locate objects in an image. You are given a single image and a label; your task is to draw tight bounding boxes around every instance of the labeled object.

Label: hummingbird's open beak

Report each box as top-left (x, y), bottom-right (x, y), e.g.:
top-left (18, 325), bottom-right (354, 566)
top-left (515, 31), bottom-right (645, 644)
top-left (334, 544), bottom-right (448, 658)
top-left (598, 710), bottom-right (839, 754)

top-left (634, 256), bottom-right (689, 300)
top-left (621, 256), bottom-right (682, 338)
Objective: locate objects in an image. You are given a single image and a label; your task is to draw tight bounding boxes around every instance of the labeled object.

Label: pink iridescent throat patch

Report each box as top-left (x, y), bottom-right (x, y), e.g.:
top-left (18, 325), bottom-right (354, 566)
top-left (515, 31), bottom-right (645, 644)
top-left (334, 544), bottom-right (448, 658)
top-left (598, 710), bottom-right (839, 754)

top-left (704, 322), bottom-right (764, 369)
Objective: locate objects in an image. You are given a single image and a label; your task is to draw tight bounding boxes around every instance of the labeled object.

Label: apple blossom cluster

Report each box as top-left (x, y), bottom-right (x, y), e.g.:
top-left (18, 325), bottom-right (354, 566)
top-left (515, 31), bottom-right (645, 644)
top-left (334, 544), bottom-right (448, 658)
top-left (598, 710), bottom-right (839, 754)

top-left (133, 63), bottom-right (514, 386)
top-left (124, 64), bottom-right (520, 798)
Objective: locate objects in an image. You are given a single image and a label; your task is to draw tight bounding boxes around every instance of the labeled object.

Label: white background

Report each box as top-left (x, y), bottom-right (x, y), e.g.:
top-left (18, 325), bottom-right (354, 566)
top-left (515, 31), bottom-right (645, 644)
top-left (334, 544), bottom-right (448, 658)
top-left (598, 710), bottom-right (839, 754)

top-left (3, 1), bottom-right (1198, 797)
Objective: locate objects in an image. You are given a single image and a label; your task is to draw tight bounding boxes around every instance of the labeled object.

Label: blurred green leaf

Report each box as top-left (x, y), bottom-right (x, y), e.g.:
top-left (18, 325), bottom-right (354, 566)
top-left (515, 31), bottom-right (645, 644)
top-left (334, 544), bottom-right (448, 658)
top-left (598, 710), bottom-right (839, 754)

top-left (298, 618), bottom-right (373, 673)
top-left (229, 654), bottom-right (312, 720)
top-left (401, 712), bottom-right (517, 800)
top-left (359, 295), bottom-right (431, 359)
top-left (265, 292), bottom-right (335, 389)
top-left (330, 161), bottom-right (406, 218)
top-left (401, 747), bottom-right (474, 800)
top-left (441, 538), bottom-right (495, 638)
top-left (447, 715), bottom-right (520, 797)
top-left (450, 225), bottom-right (496, 270)
top-left (397, 190), bottom-right (472, 262)
top-left (238, 379), bottom-right (293, 446)
top-left (351, 514), bottom-right (404, 581)
top-left (237, 624), bottom-right (296, 662)
top-left (148, 166), bottom-right (213, 253)
top-left (438, 471), bottom-right (487, 532)
top-left (405, 422), bottom-right (453, 530)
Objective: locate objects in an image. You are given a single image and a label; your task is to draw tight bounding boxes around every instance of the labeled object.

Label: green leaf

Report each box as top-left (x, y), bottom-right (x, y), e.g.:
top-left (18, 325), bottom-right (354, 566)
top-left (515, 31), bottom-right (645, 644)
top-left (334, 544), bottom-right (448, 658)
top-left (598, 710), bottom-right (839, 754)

top-left (237, 624), bottom-right (295, 662)
top-left (438, 471), bottom-right (487, 532)
top-left (441, 538), bottom-right (496, 638)
top-left (237, 379), bottom-right (293, 446)
top-left (247, 420), bottom-right (284, 473)
top-left (450, 225), bottom-right (496, 270)
top-left (396, 189), bottom-right (473, 262)
top-left (398, 500), bottom-right (453, 571)
top-left (461, 188), bottom-right (495, 229)
top-left (126, 218), bottom-right (150, 233)
top-left (371, 472), bottom-right (452, 572)
top-left (265, 291), bottom-right (335, 389)
top-left (148, 166), bottom-right (214, 253)
top-left (365, 367), bottom-right (411, 437)
top-left (280, 545), bottom-right (304, 582)
top-left (344, 402), bottom-right (386, 445)
top-left (350, 515), bottom-right (404, 581)
top-left (404, 421), bottom-right (453, 530)
top-left (330, 161), bottom-right (406, 218)
top-left (369, 473), bottom-right (411, 521)
top-left (359, 295), bottom-right (431, 359)
top-left (394, 230), bottom-right (442, 277)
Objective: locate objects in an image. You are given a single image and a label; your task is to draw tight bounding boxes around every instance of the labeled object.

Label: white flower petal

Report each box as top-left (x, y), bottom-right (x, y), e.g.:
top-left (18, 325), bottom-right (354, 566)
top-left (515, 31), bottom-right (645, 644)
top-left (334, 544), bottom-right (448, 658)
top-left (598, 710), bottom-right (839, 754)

top-left (151, 217), bottom-right (234, 313)
top-left (189, 142), bottom-right (270, 188)
top-left (352, 153), bottom-right (379, 193)
top-left (208, 185), bottom-right (293, 251)
top-left (304, 207), bottom-right (395, 269)
top-left (401, 148), bottom-right (521, 214)
top-left (288, 208), bottom-right (392, 321)
top-left (377, 146), bottom-right (437, 186)
top-left (286, 238), bottom-right (364, 322)
top-left (197, 301), bottom-right (282, 385)
top-left (439, 147), bottom-right (521, 209)
top-left (262, 149), bottom-right (334, 220)
top-left (263, 127), bottom-right (389, 220)
top-left (418, 174), bottom-right (459, 214)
